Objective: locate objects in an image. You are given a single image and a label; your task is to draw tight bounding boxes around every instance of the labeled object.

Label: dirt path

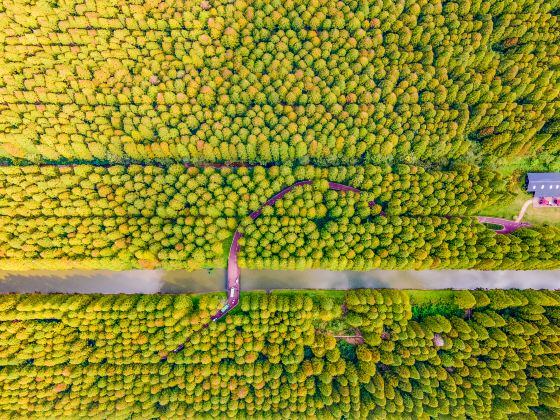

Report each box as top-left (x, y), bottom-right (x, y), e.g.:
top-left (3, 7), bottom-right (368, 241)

top-left (334, 336), bottom-right (365, 345)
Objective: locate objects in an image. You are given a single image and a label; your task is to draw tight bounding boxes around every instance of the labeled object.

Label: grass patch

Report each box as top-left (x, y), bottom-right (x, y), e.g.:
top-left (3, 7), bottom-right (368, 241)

top-left (481, 186), bottom-right (560, 226)
top-left (412, 304), bottom-right (463, 320)
top-left (491, 153), bottom-right (560, 176)
top-left (406, 290), bottom-right (463, 320)
top-left (406, 290), bottom-right (456, 305)
top-left (482, 223), bottom-right (504, 230)
top-left (222, 234), bottom-right (234, 263)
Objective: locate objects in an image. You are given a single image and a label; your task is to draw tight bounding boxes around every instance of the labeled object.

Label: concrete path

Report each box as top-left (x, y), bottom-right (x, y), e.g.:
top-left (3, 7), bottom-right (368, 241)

top-left (515, 199), bottom-right (533, 222)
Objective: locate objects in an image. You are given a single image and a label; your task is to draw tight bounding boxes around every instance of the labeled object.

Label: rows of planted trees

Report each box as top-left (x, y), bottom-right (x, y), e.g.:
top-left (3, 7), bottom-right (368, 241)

top-left (0, 289), bottom-right (558, 418)
top-left (0, 0), bottom-right (557, 164)
top-left (0, 164), bottom-right (506, 218)
top-left (7, 210), bottom-right (559, 271)
top-left (1, 164), bottom-right (559, 270)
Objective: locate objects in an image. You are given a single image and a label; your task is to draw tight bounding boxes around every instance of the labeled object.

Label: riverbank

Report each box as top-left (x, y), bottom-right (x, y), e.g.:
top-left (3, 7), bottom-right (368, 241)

top-left (0, 269), bottom-right (558, 294)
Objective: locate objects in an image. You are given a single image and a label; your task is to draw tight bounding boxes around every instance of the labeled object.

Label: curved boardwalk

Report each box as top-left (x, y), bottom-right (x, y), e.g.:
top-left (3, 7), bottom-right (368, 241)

top-left (209, 180), bottom-right (380, 322)
top-left (166, 181), bottom-right (532, 356)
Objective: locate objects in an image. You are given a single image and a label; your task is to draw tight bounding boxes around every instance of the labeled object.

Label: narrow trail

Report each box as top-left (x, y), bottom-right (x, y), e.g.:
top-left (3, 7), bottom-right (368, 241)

top-left (165, 180), bottom-right (532, 357)
top-left (515, 199), bottom-right (534, 223)
top-left (333, 336), bottom-right (362, 338)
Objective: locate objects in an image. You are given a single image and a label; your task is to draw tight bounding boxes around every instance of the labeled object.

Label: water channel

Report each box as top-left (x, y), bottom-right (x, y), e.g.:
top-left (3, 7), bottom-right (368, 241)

top-left (0, 269), bottom-right (557, 294)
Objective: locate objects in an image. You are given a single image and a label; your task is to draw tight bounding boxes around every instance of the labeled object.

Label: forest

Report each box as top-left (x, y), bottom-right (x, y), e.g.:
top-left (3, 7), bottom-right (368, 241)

top-left (0, 0), bottom-right (558, 165)
top-left (0, 289), bottom-right (558, 418)
top-left (0, 0), bottom-right (558, 270)
top-left (0, 1), bottom-right (559, 416)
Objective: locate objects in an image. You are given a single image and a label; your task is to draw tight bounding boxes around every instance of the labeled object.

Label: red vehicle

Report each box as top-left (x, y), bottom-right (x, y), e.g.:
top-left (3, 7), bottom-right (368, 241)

top-left (539, 198), bottom-right (550, 206)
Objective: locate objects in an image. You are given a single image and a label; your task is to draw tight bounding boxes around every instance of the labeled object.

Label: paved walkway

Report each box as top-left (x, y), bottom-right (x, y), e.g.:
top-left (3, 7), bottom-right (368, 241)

top-left (477, 216), bottom-right (532, 234)
top-left (515, 199), bottom-right (534, 222)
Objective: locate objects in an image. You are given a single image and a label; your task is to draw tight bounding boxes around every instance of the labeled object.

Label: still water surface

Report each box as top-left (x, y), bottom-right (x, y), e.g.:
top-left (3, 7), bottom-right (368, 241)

top-left (0, 269), bottom-right (557, 294)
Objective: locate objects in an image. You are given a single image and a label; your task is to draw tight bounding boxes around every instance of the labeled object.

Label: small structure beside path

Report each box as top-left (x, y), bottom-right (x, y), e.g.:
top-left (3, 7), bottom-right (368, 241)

top-left (527, 172), bottom-right (560, 208)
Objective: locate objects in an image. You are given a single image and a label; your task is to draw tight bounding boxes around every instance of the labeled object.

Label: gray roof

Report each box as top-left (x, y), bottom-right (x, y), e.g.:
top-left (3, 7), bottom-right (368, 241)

top-left (527, 173), bottom-right (560, 197)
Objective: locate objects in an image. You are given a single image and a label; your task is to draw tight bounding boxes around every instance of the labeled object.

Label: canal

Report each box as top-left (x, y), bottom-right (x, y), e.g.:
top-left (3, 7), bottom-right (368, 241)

top-left (0, 269), bottom-right (557, 294)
